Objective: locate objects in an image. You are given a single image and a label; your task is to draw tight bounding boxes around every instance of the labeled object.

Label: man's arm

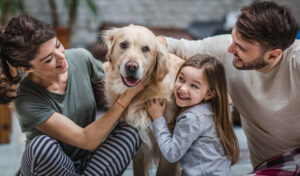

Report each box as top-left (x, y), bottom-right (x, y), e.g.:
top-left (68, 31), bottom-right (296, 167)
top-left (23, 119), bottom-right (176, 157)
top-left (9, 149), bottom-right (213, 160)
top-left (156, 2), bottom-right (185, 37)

top-left (164, 35), bottom-right (232, 63)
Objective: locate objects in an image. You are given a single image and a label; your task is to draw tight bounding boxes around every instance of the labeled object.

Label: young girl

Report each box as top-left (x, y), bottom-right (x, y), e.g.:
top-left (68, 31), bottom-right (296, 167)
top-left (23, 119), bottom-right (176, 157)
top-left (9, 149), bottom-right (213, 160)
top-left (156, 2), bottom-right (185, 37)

top-left (146, 54), bottom-right (239, 176)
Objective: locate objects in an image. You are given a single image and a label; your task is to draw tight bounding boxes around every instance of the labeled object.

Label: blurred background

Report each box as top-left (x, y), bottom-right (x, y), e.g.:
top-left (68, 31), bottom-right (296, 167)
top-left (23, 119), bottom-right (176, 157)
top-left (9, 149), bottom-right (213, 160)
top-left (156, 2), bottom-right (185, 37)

top-left (1, 0), bottom-right (300, 52)
top-left (1, 0), bottom-right (300, 175)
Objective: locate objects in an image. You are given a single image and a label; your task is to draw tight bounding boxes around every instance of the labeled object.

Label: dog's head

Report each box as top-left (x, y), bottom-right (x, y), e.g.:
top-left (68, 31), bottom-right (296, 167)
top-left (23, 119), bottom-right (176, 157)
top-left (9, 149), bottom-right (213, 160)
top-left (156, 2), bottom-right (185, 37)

top-left (103, 25), bottom-right (168, 88)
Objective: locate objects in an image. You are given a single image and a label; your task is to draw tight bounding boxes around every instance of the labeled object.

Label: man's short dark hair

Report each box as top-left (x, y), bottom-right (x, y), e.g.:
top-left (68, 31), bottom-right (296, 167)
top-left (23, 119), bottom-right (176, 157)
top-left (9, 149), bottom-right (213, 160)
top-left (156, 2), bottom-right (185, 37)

top-left (236, 1), bottom-right (297, 51)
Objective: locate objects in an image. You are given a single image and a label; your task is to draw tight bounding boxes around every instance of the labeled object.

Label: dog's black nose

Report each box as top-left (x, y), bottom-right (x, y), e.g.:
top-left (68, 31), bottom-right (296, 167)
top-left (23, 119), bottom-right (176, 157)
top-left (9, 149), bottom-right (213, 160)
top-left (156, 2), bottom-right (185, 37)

top-left (125, 61), bottom-right (139, 75)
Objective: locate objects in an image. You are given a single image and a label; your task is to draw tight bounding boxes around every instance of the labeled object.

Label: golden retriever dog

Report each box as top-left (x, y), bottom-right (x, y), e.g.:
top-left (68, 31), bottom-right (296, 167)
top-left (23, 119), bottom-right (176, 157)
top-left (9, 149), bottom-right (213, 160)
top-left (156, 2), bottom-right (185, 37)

top-left (103, 25), bottom-right (183, 176)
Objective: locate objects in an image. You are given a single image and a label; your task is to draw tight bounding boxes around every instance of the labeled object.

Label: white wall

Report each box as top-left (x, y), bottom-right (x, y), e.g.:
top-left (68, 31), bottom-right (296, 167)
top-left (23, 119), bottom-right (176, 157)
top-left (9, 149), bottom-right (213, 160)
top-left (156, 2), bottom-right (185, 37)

top-left (24, 0), bottom-right (300, 47)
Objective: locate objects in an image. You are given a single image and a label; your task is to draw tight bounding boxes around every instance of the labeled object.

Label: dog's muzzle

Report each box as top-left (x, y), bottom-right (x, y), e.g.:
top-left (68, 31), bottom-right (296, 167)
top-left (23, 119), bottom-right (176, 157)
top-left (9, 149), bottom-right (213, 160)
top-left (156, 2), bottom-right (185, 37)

top-left (125, 61), bottom-right (139, 75)
top-left (121, 61), bottom-right (141, 87)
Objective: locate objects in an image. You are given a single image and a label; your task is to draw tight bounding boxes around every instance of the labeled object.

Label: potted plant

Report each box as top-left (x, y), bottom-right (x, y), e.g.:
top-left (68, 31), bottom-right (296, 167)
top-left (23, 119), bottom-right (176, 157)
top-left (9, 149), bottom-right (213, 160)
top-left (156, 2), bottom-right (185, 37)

top-left (0, 0), bottom-right (26, 26)
top-left (0, 0), bottom-right (26, 144)
top-left (48, 0), bottom-right (98, 48)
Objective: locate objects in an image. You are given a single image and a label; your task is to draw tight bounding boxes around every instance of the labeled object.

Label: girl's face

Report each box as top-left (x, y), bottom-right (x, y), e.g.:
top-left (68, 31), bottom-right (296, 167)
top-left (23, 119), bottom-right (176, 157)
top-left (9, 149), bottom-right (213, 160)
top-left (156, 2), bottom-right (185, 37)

top-left (174, 66), bottom-right (213, 108)
top-left (29, 37), bottom-right (67, 77)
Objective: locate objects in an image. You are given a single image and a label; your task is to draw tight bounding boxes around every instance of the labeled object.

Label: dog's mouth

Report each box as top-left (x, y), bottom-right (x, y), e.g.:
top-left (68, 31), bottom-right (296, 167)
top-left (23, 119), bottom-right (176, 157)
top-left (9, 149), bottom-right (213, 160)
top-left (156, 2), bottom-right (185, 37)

top-left (121, 75), bottom-right (141, 87)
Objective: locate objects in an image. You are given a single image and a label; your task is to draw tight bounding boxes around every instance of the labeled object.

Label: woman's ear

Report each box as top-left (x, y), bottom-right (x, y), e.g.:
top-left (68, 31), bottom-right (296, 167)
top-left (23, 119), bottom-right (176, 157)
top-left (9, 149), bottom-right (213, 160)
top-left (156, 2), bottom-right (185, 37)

top-left (204, 90), bottom-right (216, 101)
top-left (18, 67), bottom-right (32, 72)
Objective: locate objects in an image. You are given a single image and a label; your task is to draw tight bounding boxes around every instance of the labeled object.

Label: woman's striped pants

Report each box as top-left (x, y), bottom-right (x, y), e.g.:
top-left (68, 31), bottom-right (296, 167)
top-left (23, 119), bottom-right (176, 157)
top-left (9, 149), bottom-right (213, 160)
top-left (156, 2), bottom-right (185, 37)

top-left (18, 122), bottom-right (141, 176)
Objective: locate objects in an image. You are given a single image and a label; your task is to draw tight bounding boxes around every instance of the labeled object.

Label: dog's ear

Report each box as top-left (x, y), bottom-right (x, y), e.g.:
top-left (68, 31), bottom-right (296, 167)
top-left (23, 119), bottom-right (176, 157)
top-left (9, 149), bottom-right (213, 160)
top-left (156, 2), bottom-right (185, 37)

top-left (155, 42), bottom-right (169, 82)
top-left (102, 28), bottom-right (119, 63)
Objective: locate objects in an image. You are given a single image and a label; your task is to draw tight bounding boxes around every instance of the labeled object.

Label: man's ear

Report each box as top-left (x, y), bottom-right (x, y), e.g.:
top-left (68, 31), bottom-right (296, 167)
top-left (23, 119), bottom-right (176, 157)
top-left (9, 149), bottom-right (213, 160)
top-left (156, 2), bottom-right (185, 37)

top-left (265, 48), bottom-right (282, 64)
top-left (204, 90), bottom-right (216, 101)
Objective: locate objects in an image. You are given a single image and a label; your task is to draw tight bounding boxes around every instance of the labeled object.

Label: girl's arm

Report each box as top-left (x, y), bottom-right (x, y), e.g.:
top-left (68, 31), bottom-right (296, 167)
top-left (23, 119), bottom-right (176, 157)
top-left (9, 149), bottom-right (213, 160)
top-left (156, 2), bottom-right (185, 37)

top-left (146, 98), bottom-right (201, 163)
top-left (150, 114), bottom-right (201, 163)
top-left (36, 81), bottom-right (145, 151)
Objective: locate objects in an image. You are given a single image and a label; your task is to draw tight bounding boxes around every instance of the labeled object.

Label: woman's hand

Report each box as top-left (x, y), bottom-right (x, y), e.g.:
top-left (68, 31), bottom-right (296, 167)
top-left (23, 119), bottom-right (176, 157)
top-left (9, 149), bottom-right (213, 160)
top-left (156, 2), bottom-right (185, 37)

top-left (117, 76), bottom-right (151, 109)
top-left (145, 98), bottom-right (166, 121)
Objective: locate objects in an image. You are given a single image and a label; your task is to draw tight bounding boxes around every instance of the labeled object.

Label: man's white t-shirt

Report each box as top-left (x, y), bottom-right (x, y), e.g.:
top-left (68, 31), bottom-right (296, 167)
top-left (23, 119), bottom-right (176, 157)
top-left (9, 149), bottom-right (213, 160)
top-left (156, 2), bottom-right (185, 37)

top-left (166, 35), bottom-right (300, 168)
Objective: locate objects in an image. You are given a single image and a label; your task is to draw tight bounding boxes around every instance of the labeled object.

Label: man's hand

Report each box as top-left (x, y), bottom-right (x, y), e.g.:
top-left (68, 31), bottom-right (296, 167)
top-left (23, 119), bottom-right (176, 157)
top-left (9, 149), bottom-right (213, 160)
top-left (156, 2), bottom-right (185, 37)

top-left (145, 98), bottom-right (166, 121)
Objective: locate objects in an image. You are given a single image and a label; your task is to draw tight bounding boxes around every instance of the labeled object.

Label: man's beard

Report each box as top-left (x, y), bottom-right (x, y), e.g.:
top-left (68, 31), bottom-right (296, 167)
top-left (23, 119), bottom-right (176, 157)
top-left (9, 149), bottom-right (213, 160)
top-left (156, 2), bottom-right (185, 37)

top-left (232, 54), bottom-right (268, 70)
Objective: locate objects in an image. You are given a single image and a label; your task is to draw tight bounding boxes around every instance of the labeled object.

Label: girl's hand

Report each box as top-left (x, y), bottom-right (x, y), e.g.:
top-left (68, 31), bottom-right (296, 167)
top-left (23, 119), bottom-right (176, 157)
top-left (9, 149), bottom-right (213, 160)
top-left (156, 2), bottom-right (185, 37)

top-left (146, 98), bottom-right (166, 121)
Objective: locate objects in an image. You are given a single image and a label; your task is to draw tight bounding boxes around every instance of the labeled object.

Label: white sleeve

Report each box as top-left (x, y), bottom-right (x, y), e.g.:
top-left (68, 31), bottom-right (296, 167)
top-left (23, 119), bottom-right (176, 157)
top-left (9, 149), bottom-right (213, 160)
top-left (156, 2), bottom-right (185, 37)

top-left (165, 34), bottom-right (232, 63)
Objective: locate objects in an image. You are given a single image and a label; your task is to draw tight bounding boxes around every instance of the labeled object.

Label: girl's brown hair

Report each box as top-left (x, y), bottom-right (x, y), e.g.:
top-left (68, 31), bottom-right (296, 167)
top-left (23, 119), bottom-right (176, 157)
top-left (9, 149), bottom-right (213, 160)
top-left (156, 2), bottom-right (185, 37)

top-left (177, 54), bottom-right (239, 165)
top-left (0, 14), bottom-right (56, 104)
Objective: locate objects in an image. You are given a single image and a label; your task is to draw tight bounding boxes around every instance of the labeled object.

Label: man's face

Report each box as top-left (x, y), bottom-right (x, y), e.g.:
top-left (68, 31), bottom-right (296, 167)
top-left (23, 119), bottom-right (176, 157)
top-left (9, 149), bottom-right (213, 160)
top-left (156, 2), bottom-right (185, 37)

top-left (227, 27), bottom-right (268, 70)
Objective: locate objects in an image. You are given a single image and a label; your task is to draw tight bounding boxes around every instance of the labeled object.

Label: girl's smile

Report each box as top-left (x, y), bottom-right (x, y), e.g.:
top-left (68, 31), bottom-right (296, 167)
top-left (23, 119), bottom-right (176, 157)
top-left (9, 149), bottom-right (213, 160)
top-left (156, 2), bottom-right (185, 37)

top-left (174, 66), bottom-right (212, 108)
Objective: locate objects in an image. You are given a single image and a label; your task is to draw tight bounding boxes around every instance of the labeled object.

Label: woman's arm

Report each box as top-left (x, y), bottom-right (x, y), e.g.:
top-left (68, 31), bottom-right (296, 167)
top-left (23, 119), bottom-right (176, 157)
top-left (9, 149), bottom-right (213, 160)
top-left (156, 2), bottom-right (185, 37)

top-left (37, 81), bottom-right (145, 151)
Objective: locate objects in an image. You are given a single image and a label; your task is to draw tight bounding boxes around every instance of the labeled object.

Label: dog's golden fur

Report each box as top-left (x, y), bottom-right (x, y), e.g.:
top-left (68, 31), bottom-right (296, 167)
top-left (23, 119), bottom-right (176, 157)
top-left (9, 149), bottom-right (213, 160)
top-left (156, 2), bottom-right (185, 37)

top-left (103, 25), bottom-right (183, 176)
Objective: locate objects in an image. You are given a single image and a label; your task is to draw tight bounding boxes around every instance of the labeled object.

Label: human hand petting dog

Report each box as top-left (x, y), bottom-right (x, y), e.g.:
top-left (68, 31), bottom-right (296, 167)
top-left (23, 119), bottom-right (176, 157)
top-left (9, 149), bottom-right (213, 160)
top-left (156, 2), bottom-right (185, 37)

top-left (117, 76), bottom-right (151, 109)
top-left (146, 98), bottom-right (166, 121)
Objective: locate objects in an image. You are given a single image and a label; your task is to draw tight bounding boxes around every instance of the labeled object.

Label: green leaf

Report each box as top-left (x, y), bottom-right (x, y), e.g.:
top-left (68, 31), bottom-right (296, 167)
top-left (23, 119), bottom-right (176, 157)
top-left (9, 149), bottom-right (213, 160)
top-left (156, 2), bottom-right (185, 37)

top-left (86, 0), bottom-right (97, 15)
top-left (64, 0), bottom-right (68, 8)
top-left (0, 0), bottom-right (4, 11)
top-left (74, 0), bottom-right (80, 16)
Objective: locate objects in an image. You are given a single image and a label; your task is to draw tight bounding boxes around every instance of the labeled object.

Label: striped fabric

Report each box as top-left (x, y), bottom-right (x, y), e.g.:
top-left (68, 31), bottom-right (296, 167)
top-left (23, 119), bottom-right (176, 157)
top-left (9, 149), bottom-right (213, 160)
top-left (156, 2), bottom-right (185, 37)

top-left (248, 148), bottom-right (300, 176)
top-left (18, 123), bottom-right (141, 176)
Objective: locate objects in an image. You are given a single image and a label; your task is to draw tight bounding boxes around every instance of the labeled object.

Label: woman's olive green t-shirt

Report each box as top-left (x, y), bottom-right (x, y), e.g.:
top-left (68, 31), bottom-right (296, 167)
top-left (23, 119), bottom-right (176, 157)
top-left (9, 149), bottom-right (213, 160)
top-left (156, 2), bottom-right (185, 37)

top-left (14, 48), bottom-right (105, 162)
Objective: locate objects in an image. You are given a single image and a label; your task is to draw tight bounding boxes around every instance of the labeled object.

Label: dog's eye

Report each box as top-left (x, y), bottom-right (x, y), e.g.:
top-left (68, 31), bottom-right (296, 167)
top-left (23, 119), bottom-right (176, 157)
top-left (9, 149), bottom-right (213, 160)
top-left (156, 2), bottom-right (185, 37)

top-left (142, 46), bottom-right (150, 52)
top-left (119, 42), bottom-right (128, 49)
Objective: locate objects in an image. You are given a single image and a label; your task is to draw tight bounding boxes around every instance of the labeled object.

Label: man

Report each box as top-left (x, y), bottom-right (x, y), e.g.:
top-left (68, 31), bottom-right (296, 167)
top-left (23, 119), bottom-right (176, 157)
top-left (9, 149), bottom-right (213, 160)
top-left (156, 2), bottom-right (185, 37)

top-left (163, 1), bottom-right (300, 175)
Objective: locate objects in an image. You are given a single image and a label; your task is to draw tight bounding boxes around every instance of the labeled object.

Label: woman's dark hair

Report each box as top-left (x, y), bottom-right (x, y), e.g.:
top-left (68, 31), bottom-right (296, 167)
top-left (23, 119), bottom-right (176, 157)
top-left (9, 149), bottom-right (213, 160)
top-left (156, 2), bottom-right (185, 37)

top-left (236, 1), bottom-right (297, 51)
top-left (176, 54), bottom-right (240, 165)
top-left (0, 14), bottom-right (56, 104)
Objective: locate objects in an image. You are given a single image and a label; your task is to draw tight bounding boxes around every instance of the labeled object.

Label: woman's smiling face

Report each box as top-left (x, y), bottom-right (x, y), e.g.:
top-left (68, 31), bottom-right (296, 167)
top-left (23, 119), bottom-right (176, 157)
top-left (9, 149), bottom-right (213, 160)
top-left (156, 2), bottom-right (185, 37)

top-left (29, 37), bottom-right (68, 76)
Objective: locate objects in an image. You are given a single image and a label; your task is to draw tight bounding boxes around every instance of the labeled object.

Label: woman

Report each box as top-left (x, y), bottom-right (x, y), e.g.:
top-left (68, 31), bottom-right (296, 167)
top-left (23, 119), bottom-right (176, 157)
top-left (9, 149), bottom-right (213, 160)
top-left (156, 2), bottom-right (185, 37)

top-left (0, 14), bottom-right (147, 176)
